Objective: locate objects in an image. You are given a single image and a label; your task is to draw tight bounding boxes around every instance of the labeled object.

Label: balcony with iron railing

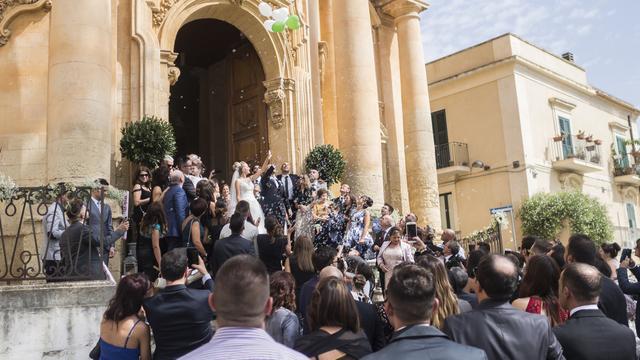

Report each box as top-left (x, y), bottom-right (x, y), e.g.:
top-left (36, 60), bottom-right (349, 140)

top-left (549, 135), bottom-right (603, 173)
top-left (435, 142), bottom-right (470, 182)
top-left (613, 226), bottom-right (640, 249)
top-left (613, 153), bottom-right (640, 186)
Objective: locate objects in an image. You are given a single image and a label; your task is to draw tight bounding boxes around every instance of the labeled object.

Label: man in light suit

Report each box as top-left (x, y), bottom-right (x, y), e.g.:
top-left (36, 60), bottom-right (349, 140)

top-left (143, 248), bottom-right (214, 360)
top-left (163, 170), bottom-right (189, 251)
top-left (88, 178), bottom-right (128, 265)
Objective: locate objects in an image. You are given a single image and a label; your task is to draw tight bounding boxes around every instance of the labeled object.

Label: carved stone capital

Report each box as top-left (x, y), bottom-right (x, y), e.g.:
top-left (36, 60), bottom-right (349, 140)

top-left (151, 0), bottom-right (178, 28)
top-left (168, 66), bottom-right (181, 86)
top-left (0, 0), bottom-right (51, 47)
top-left (381, 0), bottom-right (428, 20)
top-left (263, 78), bottom-right (294, 130)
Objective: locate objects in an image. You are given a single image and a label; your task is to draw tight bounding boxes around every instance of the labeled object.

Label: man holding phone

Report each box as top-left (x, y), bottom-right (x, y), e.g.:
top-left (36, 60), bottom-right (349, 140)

top-left (618, 239), bottom-right (640, 334)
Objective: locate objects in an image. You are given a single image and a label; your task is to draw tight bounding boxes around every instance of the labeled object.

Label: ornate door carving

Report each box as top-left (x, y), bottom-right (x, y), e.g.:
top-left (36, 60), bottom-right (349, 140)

top-left (228, 42), bottom-right (268, 165)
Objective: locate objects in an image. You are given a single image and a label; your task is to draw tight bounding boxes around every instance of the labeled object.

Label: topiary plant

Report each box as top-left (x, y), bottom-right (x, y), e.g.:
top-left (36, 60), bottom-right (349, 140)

top-left (120, 116), bottom-right (176, 168)
top-left (518, 191), bottom-right (613, 244)
top-left (304, 144), bottom-right (346, 186)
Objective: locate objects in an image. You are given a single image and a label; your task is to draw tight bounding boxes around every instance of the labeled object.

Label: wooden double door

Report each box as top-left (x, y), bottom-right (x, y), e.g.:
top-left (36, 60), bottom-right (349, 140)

top-left (227, 42), bottom-right (268, 166)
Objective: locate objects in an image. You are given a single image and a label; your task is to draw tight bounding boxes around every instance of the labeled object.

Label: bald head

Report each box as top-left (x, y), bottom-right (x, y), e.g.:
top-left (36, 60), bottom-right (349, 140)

top-left (441, 229), bottom-right (456, 243)
top-left (476, 254), bottom-right (518, 301)
top-left (319, 266), bottom-right (343, 281)
top-left (169, 169), bottom-right (184, 185)
top-left (561, 263), bottom-right (602, 304)
top-left (380, 215), bottom-right (394, 230)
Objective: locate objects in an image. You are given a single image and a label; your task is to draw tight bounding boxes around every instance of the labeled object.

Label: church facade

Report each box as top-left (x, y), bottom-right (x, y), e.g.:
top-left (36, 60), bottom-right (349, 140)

top-left (0, 0), bottom-right (440, 227)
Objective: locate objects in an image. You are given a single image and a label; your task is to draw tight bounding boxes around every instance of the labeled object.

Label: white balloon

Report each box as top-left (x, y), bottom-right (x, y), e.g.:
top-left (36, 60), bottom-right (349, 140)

top-left (273, 7), bottom-right (289, 22)
top-left (258, 2), bottom-right (273, 17)
top-left (264, 19), bottom-right (276, 32)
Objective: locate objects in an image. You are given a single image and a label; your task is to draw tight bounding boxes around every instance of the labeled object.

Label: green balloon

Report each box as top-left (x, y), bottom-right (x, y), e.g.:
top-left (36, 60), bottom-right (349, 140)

top-left (285, 15), bottom-right (301, 30)
top-left (272, 21), bottom-right (286, 33)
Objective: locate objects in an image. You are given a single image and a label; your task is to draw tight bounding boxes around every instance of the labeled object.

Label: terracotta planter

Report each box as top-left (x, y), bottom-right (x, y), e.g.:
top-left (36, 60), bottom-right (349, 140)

top-left (594, 139), bottom-right (602, 145)
top-left (585, 136), bottom-right (593, 142)
top-left (553, 135), bottom-right (564, 142)
top-left (577, 134), bottom-right (585, 140)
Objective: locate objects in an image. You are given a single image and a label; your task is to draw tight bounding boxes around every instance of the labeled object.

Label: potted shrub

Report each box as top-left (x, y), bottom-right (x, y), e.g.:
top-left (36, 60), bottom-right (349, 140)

top-left (120, 116), bottom-right (177, 168)
top-left (304, 144), bottom-right (346, 186)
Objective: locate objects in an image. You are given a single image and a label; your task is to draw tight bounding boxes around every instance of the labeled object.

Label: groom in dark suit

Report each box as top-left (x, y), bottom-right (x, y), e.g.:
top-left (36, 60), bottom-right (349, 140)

top-left (277, 162), bottom-right (299, 219)
top-left (260, 164), bottom-right (288, 227)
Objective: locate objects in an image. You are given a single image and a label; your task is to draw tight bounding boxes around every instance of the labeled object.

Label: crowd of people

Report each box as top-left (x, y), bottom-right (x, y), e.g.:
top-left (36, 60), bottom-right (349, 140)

top-left (42, 152), bottom-right (640, 359)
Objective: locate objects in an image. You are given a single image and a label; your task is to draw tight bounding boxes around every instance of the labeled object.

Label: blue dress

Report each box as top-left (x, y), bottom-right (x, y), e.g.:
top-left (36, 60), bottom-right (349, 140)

top-left (344, 209), bottom-right (374, 259)
top-left (99, 319), bottom-right (142, 360)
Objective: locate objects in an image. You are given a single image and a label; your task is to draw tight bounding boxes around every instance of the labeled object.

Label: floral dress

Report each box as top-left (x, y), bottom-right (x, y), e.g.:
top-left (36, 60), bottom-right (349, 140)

top-left (343, 209), bottom-right (374, 259)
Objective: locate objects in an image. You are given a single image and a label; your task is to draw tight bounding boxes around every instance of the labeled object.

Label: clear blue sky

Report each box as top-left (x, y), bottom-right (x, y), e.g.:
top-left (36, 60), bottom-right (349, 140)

top-left (420, 0), bottom-right (640, 108)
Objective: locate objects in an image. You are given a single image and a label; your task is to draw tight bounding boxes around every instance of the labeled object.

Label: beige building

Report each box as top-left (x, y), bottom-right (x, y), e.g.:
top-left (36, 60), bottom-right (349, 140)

top-left (0, 0), bottom-right (442, 227)
top-left (427, 33), bottom-right (640, 249)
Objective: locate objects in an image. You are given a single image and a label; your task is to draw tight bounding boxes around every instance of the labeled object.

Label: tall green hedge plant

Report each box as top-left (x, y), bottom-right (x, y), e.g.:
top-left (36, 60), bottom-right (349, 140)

top-left (518, 191), bottom-right (613, 244)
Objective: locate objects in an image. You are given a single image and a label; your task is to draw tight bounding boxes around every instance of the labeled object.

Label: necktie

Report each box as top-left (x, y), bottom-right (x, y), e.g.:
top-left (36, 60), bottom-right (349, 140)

top-left (284, 176), bottom-right (290, 199)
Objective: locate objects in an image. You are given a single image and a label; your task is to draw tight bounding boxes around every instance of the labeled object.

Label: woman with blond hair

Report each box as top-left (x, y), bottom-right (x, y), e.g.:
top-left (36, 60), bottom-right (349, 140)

top-left (415, 254), bottom-right (464, 328)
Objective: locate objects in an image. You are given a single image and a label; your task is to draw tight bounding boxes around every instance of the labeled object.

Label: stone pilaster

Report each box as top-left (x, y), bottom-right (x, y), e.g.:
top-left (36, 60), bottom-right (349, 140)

top-left (46, 0), bottom-right (113, 183)
top-left (332, 0), bottom-right (385, 204)
top-left (383, 0), bottom-right (441, 228)
top-left (319, 0), bottom-right (339, 148)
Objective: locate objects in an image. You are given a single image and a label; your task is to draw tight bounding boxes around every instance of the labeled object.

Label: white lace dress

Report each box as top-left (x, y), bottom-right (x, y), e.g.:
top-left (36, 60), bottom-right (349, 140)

top-left (236, 177), bottom-right (267, 234)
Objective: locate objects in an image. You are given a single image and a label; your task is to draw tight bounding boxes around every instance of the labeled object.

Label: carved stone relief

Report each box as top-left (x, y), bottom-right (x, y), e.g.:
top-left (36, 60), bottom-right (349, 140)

top-left (0, 0), bottom-right (51, 47)
top-left (559, 172), bottom-right (583, 190)
top-left (151, 0), bottom-right (178, 28)
top-left (263, 78), bottom-right (294, 130)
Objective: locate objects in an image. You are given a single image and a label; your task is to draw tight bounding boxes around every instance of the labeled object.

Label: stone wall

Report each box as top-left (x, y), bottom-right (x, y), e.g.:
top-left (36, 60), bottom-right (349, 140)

top-left (0, 281), bottom-right (115, 360)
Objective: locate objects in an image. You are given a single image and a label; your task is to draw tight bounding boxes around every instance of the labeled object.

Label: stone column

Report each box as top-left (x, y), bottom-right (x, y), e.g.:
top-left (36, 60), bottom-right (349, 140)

top-left (383, 0), bottom-right (441, 228)
top-left (308, 0), bottom-right (324, 145)
top-left (47, 0), bottom-right (113, 183)
top-left (333, 0), bottom-right (384, 204)
top-left (319, 0), bottom-right (339, 148)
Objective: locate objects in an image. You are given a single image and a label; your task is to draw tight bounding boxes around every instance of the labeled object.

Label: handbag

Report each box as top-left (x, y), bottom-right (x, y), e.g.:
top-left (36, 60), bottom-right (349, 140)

top-left (89, 340), bottom-right (100, 359)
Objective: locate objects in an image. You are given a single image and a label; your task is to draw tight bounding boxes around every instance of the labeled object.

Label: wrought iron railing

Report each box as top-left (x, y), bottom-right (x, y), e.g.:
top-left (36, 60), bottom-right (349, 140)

top-left (460, 223), bottom-right (503, 254)
top-left (550, 135), bottom-right (602, 165)
top-left (0, 185), bottom-right (108, 283)
top-left (435, 142), bottom-right (470, 169)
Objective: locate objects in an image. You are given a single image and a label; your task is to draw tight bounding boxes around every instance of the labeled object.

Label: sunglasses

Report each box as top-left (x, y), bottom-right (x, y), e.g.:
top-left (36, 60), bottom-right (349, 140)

top-left (140, 173), bottom-right (149, 177)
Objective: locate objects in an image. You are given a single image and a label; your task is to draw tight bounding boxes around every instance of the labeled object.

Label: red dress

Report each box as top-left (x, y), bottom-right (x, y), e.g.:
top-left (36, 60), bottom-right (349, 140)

top-left (525, 296), bottom-right (569, 325)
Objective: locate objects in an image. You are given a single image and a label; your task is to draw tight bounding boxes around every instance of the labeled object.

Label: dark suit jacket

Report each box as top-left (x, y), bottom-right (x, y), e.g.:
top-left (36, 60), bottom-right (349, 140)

top-left (60, 222), bottom-right (104, 280)
top-left (183, 176), bottom-right (197, 203)
top-left (617, 266), bottom-right (640, 333)
top-left (277, 173), bottom-right (299, 201)
top-left (553, 309), bottom-right (635, 360)
top-left (598, 275), bottom-right (629, 326)
top-left (443, 299), bottom-right (564, 360)
top-left (143, 280), bottom-right (214, 360)
top-left (260, 165), bottom-right (286, 208)
top-left (87, 198), bottom-right (125, 256)
top-left (211, 233), bottom-right (255, 275)
top-left (362, 324), bottom-right (487, 360)
top-left (355, 300), bottom-right (386, 351)
top-left (163, 184), bottom-right (188, 238)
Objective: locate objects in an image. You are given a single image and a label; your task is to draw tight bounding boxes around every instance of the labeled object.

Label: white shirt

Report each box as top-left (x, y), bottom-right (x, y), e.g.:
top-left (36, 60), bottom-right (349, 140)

top-left (569, 304), bottom-right (599, 317)
top-left (92, 197), bottom-right (102, 213)
top-left (282, 175), bottom-right (294, 200)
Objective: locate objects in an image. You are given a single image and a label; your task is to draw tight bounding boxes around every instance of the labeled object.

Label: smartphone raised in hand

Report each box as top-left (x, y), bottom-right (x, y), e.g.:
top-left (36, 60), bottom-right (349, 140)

top-left (406, 222), bottom-right (418, 238)
top-left (186, 247), bottom-right (199, 267)
top-left (620, 248), bottom-right (633, 263)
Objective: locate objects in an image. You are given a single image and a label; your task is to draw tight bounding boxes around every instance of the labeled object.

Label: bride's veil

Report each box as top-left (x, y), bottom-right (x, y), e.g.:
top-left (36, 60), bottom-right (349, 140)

top-left (228, 162), bottom-right (241, 214)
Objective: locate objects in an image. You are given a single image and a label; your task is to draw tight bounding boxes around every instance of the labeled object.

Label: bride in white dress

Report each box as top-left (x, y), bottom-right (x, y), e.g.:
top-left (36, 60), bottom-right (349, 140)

top-left (228, 151), bottom-right (271, 234)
